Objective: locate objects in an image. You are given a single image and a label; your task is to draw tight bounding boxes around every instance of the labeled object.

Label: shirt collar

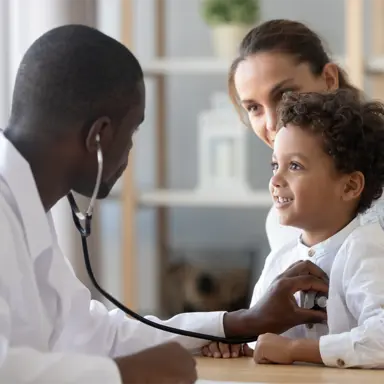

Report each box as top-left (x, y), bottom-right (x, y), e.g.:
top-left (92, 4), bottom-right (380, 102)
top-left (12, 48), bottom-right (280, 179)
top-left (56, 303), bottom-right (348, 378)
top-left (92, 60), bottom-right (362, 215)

top-left (296, 217), bottom-right (360, 258)
top-left (0, 132), bottom-right (51, 258)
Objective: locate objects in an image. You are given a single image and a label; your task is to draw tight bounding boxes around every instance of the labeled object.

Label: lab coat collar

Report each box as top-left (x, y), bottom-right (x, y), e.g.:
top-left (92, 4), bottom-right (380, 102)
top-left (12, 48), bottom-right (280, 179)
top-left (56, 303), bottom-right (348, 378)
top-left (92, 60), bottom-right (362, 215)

top-left (297, 217), bottom-right (360, 258)
top-left (0, 132), bottom-right (51, 258)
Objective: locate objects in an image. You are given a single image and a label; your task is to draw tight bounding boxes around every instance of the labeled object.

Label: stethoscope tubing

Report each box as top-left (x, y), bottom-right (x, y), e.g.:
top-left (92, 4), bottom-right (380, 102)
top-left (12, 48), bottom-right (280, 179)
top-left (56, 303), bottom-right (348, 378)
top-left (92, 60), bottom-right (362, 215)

top-left (66, 139), bottom-right (258, 345)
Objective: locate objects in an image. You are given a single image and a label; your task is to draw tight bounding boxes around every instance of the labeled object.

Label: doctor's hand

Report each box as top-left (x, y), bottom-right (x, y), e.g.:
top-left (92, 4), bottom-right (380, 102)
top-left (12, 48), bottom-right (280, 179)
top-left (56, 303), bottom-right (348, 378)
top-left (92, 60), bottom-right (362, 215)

top-left (223, 260), bottom-right (328, 338)
top-left (115, 341), bottom-right (197, 384)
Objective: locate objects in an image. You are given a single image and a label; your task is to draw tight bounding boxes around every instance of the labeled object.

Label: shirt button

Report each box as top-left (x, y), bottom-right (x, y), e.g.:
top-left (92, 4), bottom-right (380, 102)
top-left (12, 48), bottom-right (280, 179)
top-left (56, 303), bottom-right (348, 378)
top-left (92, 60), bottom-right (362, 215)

top-left (337, 358), bottom-right (345, 367)
top-left (308, 249), bottom-right (315, 257)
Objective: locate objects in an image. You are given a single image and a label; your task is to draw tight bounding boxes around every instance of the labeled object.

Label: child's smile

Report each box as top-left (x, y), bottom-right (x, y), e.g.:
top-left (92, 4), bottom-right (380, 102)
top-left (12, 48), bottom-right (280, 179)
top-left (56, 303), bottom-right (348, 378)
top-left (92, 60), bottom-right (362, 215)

top-left (272, 194), bottom-right (294, 210)
top-left (269, 123), bottom-right (359, 246)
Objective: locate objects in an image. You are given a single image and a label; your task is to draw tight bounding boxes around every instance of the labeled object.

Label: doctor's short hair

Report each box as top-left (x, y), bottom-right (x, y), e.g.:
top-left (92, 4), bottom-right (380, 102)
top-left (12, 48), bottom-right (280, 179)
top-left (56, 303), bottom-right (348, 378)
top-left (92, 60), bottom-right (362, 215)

top-left (277, 89), bottom-right (384, 214)
top-left (9, 24), bottom-right (143, 132)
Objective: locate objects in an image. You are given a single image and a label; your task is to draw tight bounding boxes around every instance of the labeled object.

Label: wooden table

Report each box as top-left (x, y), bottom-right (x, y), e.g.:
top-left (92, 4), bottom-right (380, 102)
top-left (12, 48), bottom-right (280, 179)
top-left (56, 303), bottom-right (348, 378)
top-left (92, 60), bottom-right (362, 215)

top-left (196, 357), bottom-right (384, 383)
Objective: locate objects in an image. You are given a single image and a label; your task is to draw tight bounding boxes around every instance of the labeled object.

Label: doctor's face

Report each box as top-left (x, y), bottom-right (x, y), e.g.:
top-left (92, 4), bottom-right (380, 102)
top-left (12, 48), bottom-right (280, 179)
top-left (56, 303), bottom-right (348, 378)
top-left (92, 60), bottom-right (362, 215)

top-left (73, 81), bottom-right (145, 199)
top-left (98, 82), bottom-right (145, 198)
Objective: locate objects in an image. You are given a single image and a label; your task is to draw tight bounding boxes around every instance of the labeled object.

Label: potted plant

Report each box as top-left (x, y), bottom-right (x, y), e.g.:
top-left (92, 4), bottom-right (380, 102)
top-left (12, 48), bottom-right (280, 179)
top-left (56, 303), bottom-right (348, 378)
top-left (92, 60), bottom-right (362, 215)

top-left (200, 0), bottom-right (260, 59)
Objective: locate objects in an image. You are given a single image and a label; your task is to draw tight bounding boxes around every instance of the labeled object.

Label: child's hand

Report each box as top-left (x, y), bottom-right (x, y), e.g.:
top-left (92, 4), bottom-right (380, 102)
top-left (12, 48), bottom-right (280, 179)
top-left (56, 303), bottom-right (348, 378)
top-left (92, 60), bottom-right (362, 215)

top-left (201, 342), bottom-right (253, 358)
top-left (253, 333), bottom-right (294, 365)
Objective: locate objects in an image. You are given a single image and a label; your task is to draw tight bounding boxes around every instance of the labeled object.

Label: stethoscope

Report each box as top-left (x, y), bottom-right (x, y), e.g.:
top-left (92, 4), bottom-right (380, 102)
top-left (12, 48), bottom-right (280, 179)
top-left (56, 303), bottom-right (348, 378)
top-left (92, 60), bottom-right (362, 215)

top-left (66, 134), bottom-right (258, 345)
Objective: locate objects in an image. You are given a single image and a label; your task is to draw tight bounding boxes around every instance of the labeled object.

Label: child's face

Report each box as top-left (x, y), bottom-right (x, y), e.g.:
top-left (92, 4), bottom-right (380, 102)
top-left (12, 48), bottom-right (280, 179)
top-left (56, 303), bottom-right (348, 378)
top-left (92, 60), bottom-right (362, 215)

top-left (269, 124), bottom-right (350, 231)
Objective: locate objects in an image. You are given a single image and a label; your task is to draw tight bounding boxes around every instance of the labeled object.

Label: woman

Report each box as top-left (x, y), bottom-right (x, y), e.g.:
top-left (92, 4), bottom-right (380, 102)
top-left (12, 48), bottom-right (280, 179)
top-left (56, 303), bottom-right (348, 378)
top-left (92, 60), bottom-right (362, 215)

top-left (228, 18), bottom-right (381, 251)
top-left (202, 18), bottom-right (384, 359)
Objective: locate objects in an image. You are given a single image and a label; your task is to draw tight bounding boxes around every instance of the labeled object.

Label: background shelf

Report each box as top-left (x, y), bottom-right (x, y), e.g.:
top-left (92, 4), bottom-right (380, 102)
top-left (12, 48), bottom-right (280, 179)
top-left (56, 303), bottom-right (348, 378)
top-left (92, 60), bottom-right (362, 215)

top-left (141, 55), bottom-right (384, 76)
top-left (137, 189), bottom-right (272, 207)
top-left (142, 57), bottom-right (232, 75)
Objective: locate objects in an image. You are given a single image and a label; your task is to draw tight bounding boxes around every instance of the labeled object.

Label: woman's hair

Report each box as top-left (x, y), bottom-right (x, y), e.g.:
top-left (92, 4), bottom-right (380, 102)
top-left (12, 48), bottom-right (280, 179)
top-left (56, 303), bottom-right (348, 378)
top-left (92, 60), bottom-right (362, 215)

top-left (228, 19), bottom-right (362, 125)
top-left (277, 89), bottom-right (384, 214)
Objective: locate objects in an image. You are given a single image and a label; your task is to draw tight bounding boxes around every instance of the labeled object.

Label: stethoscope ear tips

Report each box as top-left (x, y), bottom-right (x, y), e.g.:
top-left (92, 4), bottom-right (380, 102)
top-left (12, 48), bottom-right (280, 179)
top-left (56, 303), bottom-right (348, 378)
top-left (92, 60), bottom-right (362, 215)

top-left (95, 134), bottom-right (100, 143)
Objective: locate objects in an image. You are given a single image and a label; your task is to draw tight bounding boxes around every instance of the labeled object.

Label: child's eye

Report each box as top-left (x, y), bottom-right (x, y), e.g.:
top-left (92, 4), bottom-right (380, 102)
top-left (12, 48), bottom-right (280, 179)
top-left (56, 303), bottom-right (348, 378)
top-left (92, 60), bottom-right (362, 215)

top-left (271, 161), bottom-right (278, 172)
top-left (289, 162), bottom-right (302, 170)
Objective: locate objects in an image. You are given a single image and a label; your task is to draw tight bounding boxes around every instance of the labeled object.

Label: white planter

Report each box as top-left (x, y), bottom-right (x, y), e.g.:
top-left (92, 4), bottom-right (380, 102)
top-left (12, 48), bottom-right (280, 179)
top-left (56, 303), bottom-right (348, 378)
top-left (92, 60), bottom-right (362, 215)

top-left (210, 24), bottom-right (251, 59)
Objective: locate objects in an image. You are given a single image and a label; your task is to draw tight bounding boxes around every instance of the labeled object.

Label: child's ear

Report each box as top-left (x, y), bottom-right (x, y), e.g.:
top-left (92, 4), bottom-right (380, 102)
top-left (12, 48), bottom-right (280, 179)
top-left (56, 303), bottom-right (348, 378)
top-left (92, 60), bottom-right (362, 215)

top-left (341, 171), bottom-right (365, 202)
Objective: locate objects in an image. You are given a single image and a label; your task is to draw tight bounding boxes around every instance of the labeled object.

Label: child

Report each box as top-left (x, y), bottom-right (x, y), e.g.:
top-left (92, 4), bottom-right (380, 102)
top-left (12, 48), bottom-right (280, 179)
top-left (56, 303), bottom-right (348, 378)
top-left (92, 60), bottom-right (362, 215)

top-left (201, 89), bottom-right (384, 368)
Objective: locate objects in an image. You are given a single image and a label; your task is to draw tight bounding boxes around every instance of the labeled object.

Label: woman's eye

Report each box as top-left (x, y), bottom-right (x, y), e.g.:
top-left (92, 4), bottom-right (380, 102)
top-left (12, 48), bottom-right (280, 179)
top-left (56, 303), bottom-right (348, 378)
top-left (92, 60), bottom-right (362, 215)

top-left (246, 104), bottom-right (260, 114)
top-left (271, 161), bottom-right (278, 171)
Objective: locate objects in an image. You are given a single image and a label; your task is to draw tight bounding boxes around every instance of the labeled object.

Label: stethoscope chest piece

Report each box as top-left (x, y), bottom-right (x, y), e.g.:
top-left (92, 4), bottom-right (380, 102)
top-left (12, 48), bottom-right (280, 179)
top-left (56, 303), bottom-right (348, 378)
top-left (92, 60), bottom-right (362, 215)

top-left (301, 290), bottom-right (327, 311)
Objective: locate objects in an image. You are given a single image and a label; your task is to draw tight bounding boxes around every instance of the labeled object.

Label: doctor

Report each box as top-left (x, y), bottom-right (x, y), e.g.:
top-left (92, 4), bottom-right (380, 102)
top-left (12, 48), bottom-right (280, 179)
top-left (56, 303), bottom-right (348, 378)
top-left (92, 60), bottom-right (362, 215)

top-left (0, 24), bottom-right (328, 384)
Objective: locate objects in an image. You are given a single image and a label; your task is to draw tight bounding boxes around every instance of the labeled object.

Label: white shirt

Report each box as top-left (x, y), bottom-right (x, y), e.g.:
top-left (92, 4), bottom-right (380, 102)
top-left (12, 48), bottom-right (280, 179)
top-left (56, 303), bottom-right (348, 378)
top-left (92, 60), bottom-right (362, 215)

top-left (265, 195), bottom-right (384, 251)
top-left (0, 132), bottom-right (226, 383)
top-left (249, 218), bottom-right (384, 368)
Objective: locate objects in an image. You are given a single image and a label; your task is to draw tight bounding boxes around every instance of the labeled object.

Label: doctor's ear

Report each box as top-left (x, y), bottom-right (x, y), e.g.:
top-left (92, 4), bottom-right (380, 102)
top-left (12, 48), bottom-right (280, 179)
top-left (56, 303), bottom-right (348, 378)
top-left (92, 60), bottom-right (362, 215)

top-left (341, 171), bottom-right (365, 202)
top-left (85, 116), bottom-right (112, 153)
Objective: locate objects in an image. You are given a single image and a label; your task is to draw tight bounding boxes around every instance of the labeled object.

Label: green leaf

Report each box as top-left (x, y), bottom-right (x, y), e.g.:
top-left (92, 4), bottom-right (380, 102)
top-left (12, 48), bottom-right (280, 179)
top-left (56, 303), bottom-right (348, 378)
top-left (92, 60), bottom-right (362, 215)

top-left (200, 0), bottom-right (260, 26)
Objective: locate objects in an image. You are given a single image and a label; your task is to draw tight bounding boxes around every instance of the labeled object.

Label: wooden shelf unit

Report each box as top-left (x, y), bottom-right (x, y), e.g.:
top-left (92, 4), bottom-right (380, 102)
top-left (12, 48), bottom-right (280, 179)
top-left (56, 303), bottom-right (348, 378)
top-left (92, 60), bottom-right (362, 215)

top-left (119, 0), bottom-right (384, 311)
top-left (139, 54), bottom-right (384, 76)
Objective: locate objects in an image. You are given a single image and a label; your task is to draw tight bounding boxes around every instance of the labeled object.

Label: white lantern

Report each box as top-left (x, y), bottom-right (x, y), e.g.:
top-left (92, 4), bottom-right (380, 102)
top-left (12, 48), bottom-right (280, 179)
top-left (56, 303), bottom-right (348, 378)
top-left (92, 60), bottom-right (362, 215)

top-left (196, 92), bottom-right (250, 194)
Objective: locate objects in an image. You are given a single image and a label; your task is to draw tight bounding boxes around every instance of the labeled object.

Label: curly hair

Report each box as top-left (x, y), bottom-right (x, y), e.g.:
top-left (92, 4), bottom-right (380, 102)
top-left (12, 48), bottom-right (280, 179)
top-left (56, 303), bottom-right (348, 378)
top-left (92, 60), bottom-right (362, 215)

top-left (277, 89), bottom-right (384, 214)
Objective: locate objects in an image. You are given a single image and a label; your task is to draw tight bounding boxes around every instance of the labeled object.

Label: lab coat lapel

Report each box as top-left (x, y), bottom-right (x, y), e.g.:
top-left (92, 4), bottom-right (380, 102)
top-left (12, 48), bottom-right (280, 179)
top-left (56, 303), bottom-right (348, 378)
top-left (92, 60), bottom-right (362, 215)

top-left (0, 133), bottom-right (52, 259)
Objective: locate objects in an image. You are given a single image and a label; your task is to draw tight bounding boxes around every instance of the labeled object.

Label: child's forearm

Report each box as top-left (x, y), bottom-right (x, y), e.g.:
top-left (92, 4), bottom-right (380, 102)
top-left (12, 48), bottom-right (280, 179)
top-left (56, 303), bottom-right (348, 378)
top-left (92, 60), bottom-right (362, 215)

top-left (290, 339), bottom-right (323, 364)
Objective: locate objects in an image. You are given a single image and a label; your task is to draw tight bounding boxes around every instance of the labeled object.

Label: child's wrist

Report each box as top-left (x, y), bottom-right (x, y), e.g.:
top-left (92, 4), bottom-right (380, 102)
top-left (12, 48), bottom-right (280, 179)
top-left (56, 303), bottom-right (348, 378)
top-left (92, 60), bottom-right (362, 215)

top-left (289, 339), bottom-right (323, 364)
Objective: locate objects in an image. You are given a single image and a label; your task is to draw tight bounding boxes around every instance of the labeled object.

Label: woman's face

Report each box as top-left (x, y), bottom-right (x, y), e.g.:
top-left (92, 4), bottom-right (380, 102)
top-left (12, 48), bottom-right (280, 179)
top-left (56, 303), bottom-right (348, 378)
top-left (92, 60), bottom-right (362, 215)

top-left (234, 52), bottom-right (339, 148)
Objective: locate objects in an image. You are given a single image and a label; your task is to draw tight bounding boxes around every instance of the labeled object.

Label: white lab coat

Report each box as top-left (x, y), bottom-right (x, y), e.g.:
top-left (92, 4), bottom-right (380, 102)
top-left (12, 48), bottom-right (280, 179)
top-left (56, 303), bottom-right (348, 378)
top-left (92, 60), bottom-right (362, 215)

top-left (0, 132), bottom-right (226, 383)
